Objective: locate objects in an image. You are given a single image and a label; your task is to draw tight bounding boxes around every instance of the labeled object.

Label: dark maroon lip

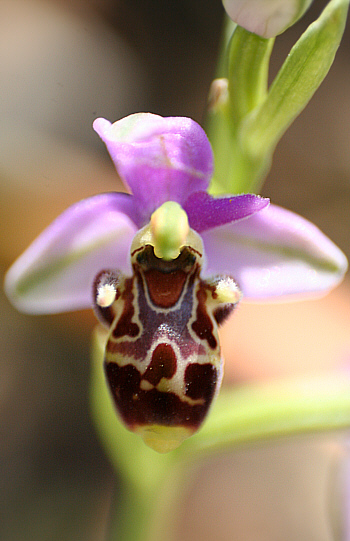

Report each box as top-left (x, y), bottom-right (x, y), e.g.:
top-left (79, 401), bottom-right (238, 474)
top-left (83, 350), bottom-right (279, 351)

top-left (104, 361), bottom-right (217, 430)
top-left (93, 224), bottom-right (238, 447)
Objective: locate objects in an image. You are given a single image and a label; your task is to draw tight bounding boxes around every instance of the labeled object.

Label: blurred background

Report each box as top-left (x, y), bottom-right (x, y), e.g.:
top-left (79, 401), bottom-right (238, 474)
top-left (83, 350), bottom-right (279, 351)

top-left (0, 1), bottom-right (349, 539)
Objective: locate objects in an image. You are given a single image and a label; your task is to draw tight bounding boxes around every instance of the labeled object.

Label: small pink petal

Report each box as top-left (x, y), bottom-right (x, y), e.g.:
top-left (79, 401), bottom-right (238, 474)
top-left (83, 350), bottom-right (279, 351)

top-left (183, 191), bottom-right (269, 232)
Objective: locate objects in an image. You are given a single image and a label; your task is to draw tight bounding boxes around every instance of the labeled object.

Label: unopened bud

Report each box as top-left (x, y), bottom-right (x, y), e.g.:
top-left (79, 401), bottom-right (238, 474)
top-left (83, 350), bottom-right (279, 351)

top-left (222, 0), bottom-right (313, 38)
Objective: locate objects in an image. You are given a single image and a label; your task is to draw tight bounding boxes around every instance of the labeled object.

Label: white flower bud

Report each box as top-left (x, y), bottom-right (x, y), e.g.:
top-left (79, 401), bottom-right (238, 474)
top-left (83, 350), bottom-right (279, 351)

top-left (222, 0), bottom-right (313, 38)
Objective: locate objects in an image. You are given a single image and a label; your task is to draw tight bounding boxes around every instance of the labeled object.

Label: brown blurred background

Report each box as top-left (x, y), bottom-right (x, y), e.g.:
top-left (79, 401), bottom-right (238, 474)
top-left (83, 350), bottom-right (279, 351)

top-left (0, 1), bottom-right (350, 539)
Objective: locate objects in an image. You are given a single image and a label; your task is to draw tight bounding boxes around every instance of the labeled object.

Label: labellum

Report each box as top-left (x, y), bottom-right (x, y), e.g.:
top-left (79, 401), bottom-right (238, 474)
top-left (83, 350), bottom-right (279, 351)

top-left (93, 202), bottom-right (241, 452)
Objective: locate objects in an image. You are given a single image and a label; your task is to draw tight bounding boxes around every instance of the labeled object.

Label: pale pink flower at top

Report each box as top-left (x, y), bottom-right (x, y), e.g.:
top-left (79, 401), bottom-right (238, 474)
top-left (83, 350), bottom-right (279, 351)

top-left (222, 0), bottom-right (313, 38)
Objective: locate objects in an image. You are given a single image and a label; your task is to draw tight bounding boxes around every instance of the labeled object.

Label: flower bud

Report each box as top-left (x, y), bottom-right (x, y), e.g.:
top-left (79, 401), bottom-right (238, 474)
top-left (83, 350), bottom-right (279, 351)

top-left (222, 0), bottom-right (313, 38)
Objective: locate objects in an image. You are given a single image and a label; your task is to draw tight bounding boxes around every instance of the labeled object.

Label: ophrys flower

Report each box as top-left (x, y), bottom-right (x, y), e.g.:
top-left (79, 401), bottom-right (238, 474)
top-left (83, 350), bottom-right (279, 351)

top-left (4, 113), bottom-right (347, 451)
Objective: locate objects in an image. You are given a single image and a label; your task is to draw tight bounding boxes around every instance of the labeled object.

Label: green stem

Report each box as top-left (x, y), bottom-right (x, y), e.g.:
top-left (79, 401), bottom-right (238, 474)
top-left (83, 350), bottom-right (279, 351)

top-left (227, 27), bottom-right (274, 124)
top-left (109, 461), bottom-right (196, 541)
top-left (109, 482), bottom-right (157, 541)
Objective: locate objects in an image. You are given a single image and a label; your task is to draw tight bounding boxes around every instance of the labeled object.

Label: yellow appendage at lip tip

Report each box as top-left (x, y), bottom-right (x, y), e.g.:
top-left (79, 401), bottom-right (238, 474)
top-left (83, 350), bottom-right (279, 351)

top-left (134, 424), bottom-right (194, 453)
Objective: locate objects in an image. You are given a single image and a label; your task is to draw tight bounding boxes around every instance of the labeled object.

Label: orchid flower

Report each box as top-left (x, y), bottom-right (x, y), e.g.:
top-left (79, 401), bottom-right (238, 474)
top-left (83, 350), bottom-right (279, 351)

top-left (4, 113), bottom-right (347, 452)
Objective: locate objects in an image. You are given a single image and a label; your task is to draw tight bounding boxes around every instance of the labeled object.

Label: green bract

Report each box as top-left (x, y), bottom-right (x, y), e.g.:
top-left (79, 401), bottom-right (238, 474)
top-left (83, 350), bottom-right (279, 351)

top-left (208, 0), bottom-right (350, 195)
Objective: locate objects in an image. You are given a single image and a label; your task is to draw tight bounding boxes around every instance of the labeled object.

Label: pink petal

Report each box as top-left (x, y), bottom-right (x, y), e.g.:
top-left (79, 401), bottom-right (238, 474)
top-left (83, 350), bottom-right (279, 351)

top-left (202, 204), bottom-right (348, 299)
top-left (4, 193), bottom-right (137, 313)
